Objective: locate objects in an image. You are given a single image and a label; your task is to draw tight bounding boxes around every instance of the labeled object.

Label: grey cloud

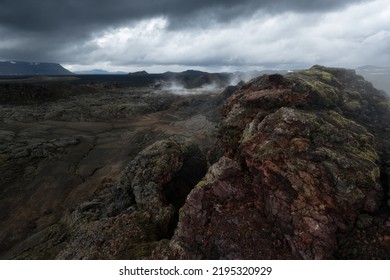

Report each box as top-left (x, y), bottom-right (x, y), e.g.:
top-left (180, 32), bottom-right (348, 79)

top-left (0, 0), bottom-right (377, 68)
top-left (0, 0), bottom-right (367, 34)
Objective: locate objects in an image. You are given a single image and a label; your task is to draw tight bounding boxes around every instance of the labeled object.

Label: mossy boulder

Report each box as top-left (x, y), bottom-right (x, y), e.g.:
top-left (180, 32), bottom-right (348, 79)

top-left (54, 139), bottom-right (207, 259)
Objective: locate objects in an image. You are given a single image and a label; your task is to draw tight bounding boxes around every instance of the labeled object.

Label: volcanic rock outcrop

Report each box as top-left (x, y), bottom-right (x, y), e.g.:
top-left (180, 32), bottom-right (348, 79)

top-left (54, 139), bottom-right (207, 259)
top-left (152, 65), bottom-right (390, 259)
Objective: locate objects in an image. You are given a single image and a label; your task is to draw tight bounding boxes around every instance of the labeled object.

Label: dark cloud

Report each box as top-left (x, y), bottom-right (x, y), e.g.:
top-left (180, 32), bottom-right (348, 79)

top-left (0, 0), bottom-right (382, 70)
top-left (0, 0), bottom-right (366, 34)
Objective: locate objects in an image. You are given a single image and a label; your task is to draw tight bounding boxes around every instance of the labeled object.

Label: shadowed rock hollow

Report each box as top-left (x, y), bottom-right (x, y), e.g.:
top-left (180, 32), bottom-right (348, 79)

top-left (1, 66), bottom-right (389, 259)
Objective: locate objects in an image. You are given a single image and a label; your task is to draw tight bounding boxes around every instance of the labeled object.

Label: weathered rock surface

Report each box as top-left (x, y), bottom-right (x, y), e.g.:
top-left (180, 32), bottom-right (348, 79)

top-left (52, 139), bottom-right (206, 259)
top-left (153, 66), bottom-right (390, 259)
top-left (0, 83), bottom-right (221, 259)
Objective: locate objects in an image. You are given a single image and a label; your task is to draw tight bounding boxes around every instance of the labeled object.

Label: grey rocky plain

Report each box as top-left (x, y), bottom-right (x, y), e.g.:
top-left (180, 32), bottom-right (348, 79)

top-left (0, 81), bottom-right (226, 259)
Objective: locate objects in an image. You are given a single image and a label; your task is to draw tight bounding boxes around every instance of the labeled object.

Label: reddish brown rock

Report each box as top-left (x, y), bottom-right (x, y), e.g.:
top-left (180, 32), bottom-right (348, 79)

top-left (153, 66), bottom-right (390, 259)
top-left (152, 157), bottom-right (293, 259)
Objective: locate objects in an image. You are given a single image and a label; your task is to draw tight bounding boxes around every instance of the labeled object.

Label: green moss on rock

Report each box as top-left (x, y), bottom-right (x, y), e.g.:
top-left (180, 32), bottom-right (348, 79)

top-left (195, 179), bottom-right (208, 189)
top-left (306, 79), bottom-right (340, 108)
top-left (297, 68), bottom-right (335, 84)
top-left (344, 100), bottom-right (361, 111)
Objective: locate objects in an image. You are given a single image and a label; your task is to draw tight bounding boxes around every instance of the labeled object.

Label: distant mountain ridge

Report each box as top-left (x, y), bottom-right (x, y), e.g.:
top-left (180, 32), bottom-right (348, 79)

top-left (128, 70), bottom-right (149, 76)
top-left (0, 60), bottom-right (73, 75)
top-left (75, 69), bottom-right (127, 75)
top-left (4, 60), bottom-right (388, 94)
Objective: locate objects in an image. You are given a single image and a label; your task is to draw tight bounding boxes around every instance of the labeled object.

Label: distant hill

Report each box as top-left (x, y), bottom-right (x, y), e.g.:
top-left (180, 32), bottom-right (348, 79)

top-left (356, 65), bottom-right (390, 94)
top-left (128, 70), bottom-right (149, 76)
top-left (161, 70), bottom-right (209, 78)
top-left (0, 61), bottom-right (73, 75)
top-left (76, 69), bottom-right (127, 75)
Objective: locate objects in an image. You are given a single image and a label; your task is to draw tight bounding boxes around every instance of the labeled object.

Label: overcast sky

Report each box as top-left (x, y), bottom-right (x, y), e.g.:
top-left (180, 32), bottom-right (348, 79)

top-left (0, 0), bottom-right (389, 72)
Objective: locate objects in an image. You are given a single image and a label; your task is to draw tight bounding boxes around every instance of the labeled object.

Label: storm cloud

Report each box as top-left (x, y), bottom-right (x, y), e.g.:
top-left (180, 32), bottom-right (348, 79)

top-left (0, 0), bottom-right (388, 71)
